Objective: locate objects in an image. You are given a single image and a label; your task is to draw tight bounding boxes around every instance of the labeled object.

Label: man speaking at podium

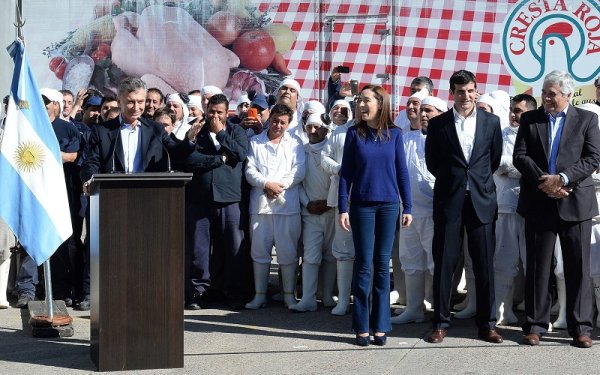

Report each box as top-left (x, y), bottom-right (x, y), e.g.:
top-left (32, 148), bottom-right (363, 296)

top-left (81, 77), bottom-right (188, 187)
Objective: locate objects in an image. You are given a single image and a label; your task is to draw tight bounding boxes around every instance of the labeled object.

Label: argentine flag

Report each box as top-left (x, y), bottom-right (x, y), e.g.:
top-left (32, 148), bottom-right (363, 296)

top-left (0, 40), bottom-right (72, 266)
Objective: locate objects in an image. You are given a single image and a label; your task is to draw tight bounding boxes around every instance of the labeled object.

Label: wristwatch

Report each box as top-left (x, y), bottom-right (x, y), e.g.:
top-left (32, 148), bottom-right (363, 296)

top-left (559, 173), bottom-right (567, 186)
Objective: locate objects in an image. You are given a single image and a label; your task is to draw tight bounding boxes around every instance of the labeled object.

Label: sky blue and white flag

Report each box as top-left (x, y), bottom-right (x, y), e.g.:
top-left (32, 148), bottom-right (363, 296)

top-left (0, 40), bottom-right (72, 266)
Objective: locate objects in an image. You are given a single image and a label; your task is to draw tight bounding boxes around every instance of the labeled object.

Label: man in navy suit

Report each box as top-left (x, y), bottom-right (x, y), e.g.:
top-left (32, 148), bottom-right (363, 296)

top-left (514, 71), bottom-right (600, 348)
top-left (425, 70), bottom-right (503, 344)
top-left (81, 77), bottom-right (184, 183)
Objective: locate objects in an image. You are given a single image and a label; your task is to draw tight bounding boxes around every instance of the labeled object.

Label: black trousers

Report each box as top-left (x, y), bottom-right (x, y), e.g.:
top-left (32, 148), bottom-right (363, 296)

top-left (523, 200), bottom-right (593, 338)
top-left (432, 193), bottom-right (497, 330)
top-left (185, 201), bottom-right (245, 301)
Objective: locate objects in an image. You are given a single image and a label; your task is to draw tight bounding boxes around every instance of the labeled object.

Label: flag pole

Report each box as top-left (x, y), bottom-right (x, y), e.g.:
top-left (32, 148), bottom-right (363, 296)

top-left (13, 0), bottom-right (25, 41)
top-left (43, 261), bottom-right (54, 319)
top-left (14, 1), bottom-right (56, 321)
top-left (14, 0), bottom-right (55, 324)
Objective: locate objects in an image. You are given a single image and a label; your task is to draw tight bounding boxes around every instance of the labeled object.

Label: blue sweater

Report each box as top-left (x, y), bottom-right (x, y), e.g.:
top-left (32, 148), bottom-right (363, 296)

top-left (338, 125), bottom-right (412, 214)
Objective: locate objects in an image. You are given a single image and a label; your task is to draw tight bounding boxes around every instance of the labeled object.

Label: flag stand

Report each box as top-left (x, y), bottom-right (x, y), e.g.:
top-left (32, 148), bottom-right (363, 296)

top-left (27, 260), bottom-right (74, 338)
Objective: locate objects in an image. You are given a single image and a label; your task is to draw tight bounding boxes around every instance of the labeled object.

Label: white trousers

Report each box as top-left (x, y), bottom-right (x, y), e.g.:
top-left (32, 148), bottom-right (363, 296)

top-left (250, 214), bottom-right (301, 265)
top-left (398, 216), bottom-right (434, 274)
top-left (332, 217), bottom-right (355, 261)
top-left (494, 213), bottom-right (526, 277)
top-left (590, 223), bottom-right (600, 277)
top-left (554, 239), bottom-right (564, 279)
top-left (302, 210), bottom-right (336, 264)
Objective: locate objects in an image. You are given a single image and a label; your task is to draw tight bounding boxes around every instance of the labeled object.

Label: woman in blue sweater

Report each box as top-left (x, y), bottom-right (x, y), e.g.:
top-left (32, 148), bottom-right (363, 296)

top-left (339, 85), bottom-right (412, 346)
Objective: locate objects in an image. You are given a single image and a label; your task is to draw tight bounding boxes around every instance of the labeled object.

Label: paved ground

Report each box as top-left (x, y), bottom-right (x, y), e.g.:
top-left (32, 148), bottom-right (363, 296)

top-left (1, 294), bottom-right (600, 374)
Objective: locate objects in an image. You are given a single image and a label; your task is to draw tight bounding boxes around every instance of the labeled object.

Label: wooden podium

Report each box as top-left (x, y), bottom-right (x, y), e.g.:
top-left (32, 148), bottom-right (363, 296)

top-left (88, 172), bottom-right (192, 372)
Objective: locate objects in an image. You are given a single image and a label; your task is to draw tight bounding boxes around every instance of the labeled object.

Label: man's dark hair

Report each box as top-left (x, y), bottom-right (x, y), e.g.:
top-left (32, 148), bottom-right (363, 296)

top-left (59, 89), bottom-right (74, 98)
top-left (411, 76), bottom-right (434, 93)
top-left (178, 92), bottom-right (190, 104)
top-left (449, 70), bottom-right (477, 91)
top-left (208, 93), bottom-right (229, 108)
top-left (147, 87), bottom-right (164, 103)
top-left (188, 89), bottom-right (201, 96)
top-left (269, 103), bottom-right (294, 123)
top-left (101, 95), bottom-right (117, 106)
top-left (512, 93), bottom-right (537, 111)
top-left (153, 107), bottom-right (176, 124)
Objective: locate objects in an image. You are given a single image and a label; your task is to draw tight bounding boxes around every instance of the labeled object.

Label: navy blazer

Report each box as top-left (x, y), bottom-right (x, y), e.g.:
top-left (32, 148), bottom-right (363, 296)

top-left (184, 120), bottom-right (248, 204)
top-left (425, 108), bottom-right (503, 224)
top-left (80, 116), bottom-right (184, 182)
top-left (513, 106), bottom-right (600, 221)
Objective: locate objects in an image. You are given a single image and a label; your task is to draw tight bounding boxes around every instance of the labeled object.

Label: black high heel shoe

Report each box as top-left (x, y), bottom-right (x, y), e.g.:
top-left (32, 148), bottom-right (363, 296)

top-left (373, 333), bottom-right (387, 346)
top-left (355, 334), bottom-right (370, 346)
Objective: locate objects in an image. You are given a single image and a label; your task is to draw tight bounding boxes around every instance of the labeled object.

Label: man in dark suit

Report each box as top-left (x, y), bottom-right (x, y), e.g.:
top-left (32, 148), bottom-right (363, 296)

top-left (513, 70), bottom-right (600, 348)
top-left (595, 76), bottom-right (599, 106)
top-left (425, 70), bottom-right (503, 343)
top-left (81, 77), bottom-right (185, 183)
top-left (182, 94), bottom-right (248, 310)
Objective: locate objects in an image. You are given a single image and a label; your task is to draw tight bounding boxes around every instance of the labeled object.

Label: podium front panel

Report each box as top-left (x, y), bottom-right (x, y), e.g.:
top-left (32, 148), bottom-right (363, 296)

top-left (89, 174), bottom-right (189, 371)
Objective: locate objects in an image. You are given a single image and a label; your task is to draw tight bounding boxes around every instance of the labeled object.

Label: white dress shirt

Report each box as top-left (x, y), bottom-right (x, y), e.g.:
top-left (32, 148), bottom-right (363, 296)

top-left (453, 107), bottom-right (477, 163)
top-left (119, 118), bottom-right (142, 173)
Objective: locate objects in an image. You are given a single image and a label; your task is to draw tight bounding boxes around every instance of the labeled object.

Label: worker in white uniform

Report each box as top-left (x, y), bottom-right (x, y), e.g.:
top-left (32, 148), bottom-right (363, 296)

top-left (245, 104), bottom-right (306, 309)
top-left (291, 113), bottom-right (336, 312)
top-left (392, 95), bottom-right (446, 324)
top-left (321, 99), bottom-right (355, 315)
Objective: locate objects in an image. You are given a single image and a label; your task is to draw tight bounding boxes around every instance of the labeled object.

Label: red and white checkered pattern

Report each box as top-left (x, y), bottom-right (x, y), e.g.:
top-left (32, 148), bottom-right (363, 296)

top-left (259, 0), bottom-right (519, 111)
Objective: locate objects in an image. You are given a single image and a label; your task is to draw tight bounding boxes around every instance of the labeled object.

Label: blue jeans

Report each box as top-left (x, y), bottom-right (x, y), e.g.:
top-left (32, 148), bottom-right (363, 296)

top-left (16, 254), bottom-right (38, 298)
top-left (350, 201), bottom-right (400, 334)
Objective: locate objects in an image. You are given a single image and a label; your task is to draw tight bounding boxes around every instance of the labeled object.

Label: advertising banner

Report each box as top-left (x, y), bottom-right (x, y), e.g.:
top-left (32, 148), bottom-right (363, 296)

top-left (1, 0), bottom-right (596, 110)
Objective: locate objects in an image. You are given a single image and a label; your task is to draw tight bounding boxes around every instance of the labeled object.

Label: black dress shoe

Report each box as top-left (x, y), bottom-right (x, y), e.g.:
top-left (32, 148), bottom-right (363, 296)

top-left (227, 298), bottom-right (246, 311)
top-left (185, 292), bottom-right (204, 310)
top-left (16, 294), bottom-right (35, 309)
top-left (573, 335), bottom-right (593, 348)
top-left (355, 334), bottom-right (370, 346)
top-left (373, 333), bottom-right (387, 346)
top-left (75, 298), bottom-right (90, 311)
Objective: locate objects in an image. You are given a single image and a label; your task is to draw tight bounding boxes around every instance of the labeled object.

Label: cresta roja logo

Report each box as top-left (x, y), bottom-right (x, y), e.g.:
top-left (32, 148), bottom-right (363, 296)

top-left (502, 0), bottom-right (600, 87)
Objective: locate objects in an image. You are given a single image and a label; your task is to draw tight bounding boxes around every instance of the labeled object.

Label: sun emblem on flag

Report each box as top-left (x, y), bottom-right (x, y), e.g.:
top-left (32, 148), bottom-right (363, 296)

top-left (14, 141), bottom-right (45, 173)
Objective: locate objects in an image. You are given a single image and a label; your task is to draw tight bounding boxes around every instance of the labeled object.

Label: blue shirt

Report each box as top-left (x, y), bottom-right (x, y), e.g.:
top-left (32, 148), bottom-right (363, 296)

top-left (338, 125), bottom-right (412, 214)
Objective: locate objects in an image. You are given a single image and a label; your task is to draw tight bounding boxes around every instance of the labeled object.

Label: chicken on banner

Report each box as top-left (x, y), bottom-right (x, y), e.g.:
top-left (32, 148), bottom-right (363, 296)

top-left (0, 40), bottom-right (72, 266)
